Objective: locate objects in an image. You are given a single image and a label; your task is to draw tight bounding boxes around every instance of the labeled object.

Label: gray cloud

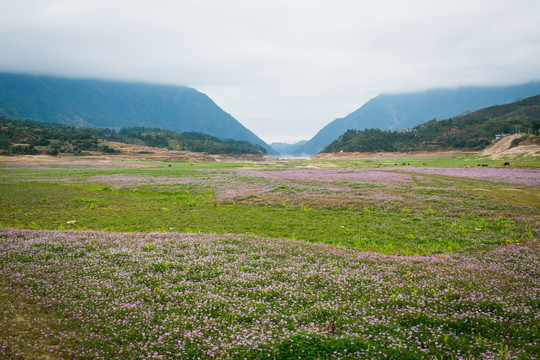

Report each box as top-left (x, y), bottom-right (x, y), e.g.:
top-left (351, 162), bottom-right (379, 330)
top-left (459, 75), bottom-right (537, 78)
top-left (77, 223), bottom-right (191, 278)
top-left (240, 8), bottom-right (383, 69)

top-left (1, 0), bottom-right (539, 143)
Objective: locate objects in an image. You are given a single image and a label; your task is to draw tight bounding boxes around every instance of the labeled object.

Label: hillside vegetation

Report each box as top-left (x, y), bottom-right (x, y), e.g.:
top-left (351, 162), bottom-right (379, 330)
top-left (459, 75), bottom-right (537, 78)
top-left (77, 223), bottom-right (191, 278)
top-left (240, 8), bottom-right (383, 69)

top-left (322, 94), bottom-right (540, 153)
top-left (296, 82), bottom-right (540, 154)
top-left (0, 73), bottom-right (276, 154)
top-left (0, 117), bottom-right (267, 156)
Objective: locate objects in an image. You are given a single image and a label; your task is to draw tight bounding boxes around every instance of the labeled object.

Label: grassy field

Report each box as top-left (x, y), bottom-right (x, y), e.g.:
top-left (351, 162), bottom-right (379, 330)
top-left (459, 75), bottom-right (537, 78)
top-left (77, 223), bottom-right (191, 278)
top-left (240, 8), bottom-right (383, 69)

top-left (0, 155), bottom-right (539, 359)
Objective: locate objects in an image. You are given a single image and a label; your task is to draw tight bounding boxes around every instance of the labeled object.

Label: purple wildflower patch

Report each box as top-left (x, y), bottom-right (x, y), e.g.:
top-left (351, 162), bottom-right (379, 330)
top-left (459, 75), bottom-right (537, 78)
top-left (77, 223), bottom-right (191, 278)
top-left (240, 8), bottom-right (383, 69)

top-left (390, 167), bottom-right (540, 188)
top-left (1, 228), bottom-right (538, 359)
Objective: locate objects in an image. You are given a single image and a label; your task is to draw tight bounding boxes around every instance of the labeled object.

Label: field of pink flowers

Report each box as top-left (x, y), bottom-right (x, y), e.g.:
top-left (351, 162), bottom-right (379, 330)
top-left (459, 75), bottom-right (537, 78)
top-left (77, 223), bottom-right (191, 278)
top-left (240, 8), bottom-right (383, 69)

top-left (389, 167), bottom-right (540, 188)
top-left (1, 228), bottom-right (538, 359)
top-left (1, 160), bottom-right (539, 359)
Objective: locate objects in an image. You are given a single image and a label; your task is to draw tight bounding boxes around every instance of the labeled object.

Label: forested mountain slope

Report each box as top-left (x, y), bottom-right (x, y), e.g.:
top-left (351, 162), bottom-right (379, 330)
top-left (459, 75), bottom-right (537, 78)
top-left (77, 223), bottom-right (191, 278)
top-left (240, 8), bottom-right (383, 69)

top-left (322, 94), bottom-right (540, 153)
top-left (0, 73), bottom-right (275, 154)
top-left (295, 82), bottom-right (540, 155)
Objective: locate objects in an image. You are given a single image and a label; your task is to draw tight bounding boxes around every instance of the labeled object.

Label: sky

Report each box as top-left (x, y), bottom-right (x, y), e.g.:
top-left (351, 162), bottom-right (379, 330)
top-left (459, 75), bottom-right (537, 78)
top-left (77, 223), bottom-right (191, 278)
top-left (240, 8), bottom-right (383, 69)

top-left (1, 0), bottom-right (540, 144)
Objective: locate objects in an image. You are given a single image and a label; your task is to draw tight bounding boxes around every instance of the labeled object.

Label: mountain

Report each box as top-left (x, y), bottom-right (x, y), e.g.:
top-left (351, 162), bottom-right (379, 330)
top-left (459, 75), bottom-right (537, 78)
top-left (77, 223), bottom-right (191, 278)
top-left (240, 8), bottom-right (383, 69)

top-left (294, 82), bottom-right (540, 155)
top-left (270, 140), bottom-right (308, 155)
top-left (0, 73), bottom-right (276, 154)
top-left (0, 117), bottom-right (268, 156)
top-left (321, 94), bottom-right (540, 153)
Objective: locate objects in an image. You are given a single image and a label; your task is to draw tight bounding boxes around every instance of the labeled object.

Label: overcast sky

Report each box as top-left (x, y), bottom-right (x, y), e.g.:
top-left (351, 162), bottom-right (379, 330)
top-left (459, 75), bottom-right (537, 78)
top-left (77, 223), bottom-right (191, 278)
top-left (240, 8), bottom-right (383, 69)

top-left (1, 0), bottom-right (540, 143)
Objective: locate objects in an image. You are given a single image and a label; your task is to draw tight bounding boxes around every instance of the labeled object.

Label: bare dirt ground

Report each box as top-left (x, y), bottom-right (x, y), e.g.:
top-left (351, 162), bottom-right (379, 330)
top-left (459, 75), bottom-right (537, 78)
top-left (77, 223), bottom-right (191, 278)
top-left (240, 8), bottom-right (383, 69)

top-left (314, 150), bottom-right (475, 159)
top-left (316, 135), bottom-right (540, 160)
top-left (0, 141), bottom-right (273, 163)
top-left (2, 137), bottom-right (539, 164)
top-left (480, 135), bottom-right (540, 159)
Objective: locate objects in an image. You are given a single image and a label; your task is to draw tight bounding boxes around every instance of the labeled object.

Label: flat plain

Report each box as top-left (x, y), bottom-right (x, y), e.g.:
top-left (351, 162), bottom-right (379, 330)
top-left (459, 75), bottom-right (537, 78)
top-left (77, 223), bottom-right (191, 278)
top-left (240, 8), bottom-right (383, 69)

top-left (0, 154), bottom-right (539, 359)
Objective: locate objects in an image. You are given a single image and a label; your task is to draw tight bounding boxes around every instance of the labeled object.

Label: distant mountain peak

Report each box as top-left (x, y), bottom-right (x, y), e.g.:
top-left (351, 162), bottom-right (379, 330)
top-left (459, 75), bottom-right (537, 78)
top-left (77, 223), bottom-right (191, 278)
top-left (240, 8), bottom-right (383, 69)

top-left (321, 94), bottom-right (540, 154)
top-left (0, 72), bottom-right (276, 154)
top-left (270, 140), bottom-right (308, 155)
top-left (294, 82), bottom-right (540, 155)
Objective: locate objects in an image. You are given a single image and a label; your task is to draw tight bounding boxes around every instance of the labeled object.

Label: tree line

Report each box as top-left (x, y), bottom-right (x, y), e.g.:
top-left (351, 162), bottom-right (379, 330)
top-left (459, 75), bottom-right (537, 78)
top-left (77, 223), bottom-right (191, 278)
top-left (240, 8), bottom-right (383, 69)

top-left (0, 117), bottom-right (266, 156)
top-left (322, 95), bottom-right (540, 153)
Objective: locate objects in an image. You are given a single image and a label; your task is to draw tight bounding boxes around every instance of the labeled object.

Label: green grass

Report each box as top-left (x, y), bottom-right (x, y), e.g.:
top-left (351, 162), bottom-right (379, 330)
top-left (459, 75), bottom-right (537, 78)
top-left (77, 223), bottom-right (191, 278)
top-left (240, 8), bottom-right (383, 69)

top-left (286, 154), bottom-right (540, 168)
top-left (0, 285), bottom-right (85, 359)
top-left (0, 157), bottom-right (538, 359)
top-left (0, 180), bottom-right (533, 255)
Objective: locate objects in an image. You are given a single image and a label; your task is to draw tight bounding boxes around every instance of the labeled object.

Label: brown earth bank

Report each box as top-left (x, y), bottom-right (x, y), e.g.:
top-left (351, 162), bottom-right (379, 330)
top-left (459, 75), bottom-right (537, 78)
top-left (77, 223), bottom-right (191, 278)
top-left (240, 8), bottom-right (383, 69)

top-left (314, 150), bottom-right (476, 159)
top-left (480, 134), bottom-right (540, 159)
top-left (0, 140), bottom-right (273, 163)
top-left (316, 135), bottom-right (540, 160)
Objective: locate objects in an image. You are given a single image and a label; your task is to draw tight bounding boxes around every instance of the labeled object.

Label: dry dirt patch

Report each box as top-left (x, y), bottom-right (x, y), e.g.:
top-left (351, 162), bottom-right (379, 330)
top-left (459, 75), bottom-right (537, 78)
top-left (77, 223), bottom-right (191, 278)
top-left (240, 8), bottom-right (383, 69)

top-left (480, 135), bottom-right (540, 159)
top-left (0, 141), bottom-right (272, 163)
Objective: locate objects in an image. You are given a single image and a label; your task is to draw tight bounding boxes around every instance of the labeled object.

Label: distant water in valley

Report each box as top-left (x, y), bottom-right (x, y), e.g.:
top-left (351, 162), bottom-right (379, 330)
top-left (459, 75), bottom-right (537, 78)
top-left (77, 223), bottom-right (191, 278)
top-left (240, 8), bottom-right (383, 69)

top-left (270, 154), bottom-right (311, 160)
